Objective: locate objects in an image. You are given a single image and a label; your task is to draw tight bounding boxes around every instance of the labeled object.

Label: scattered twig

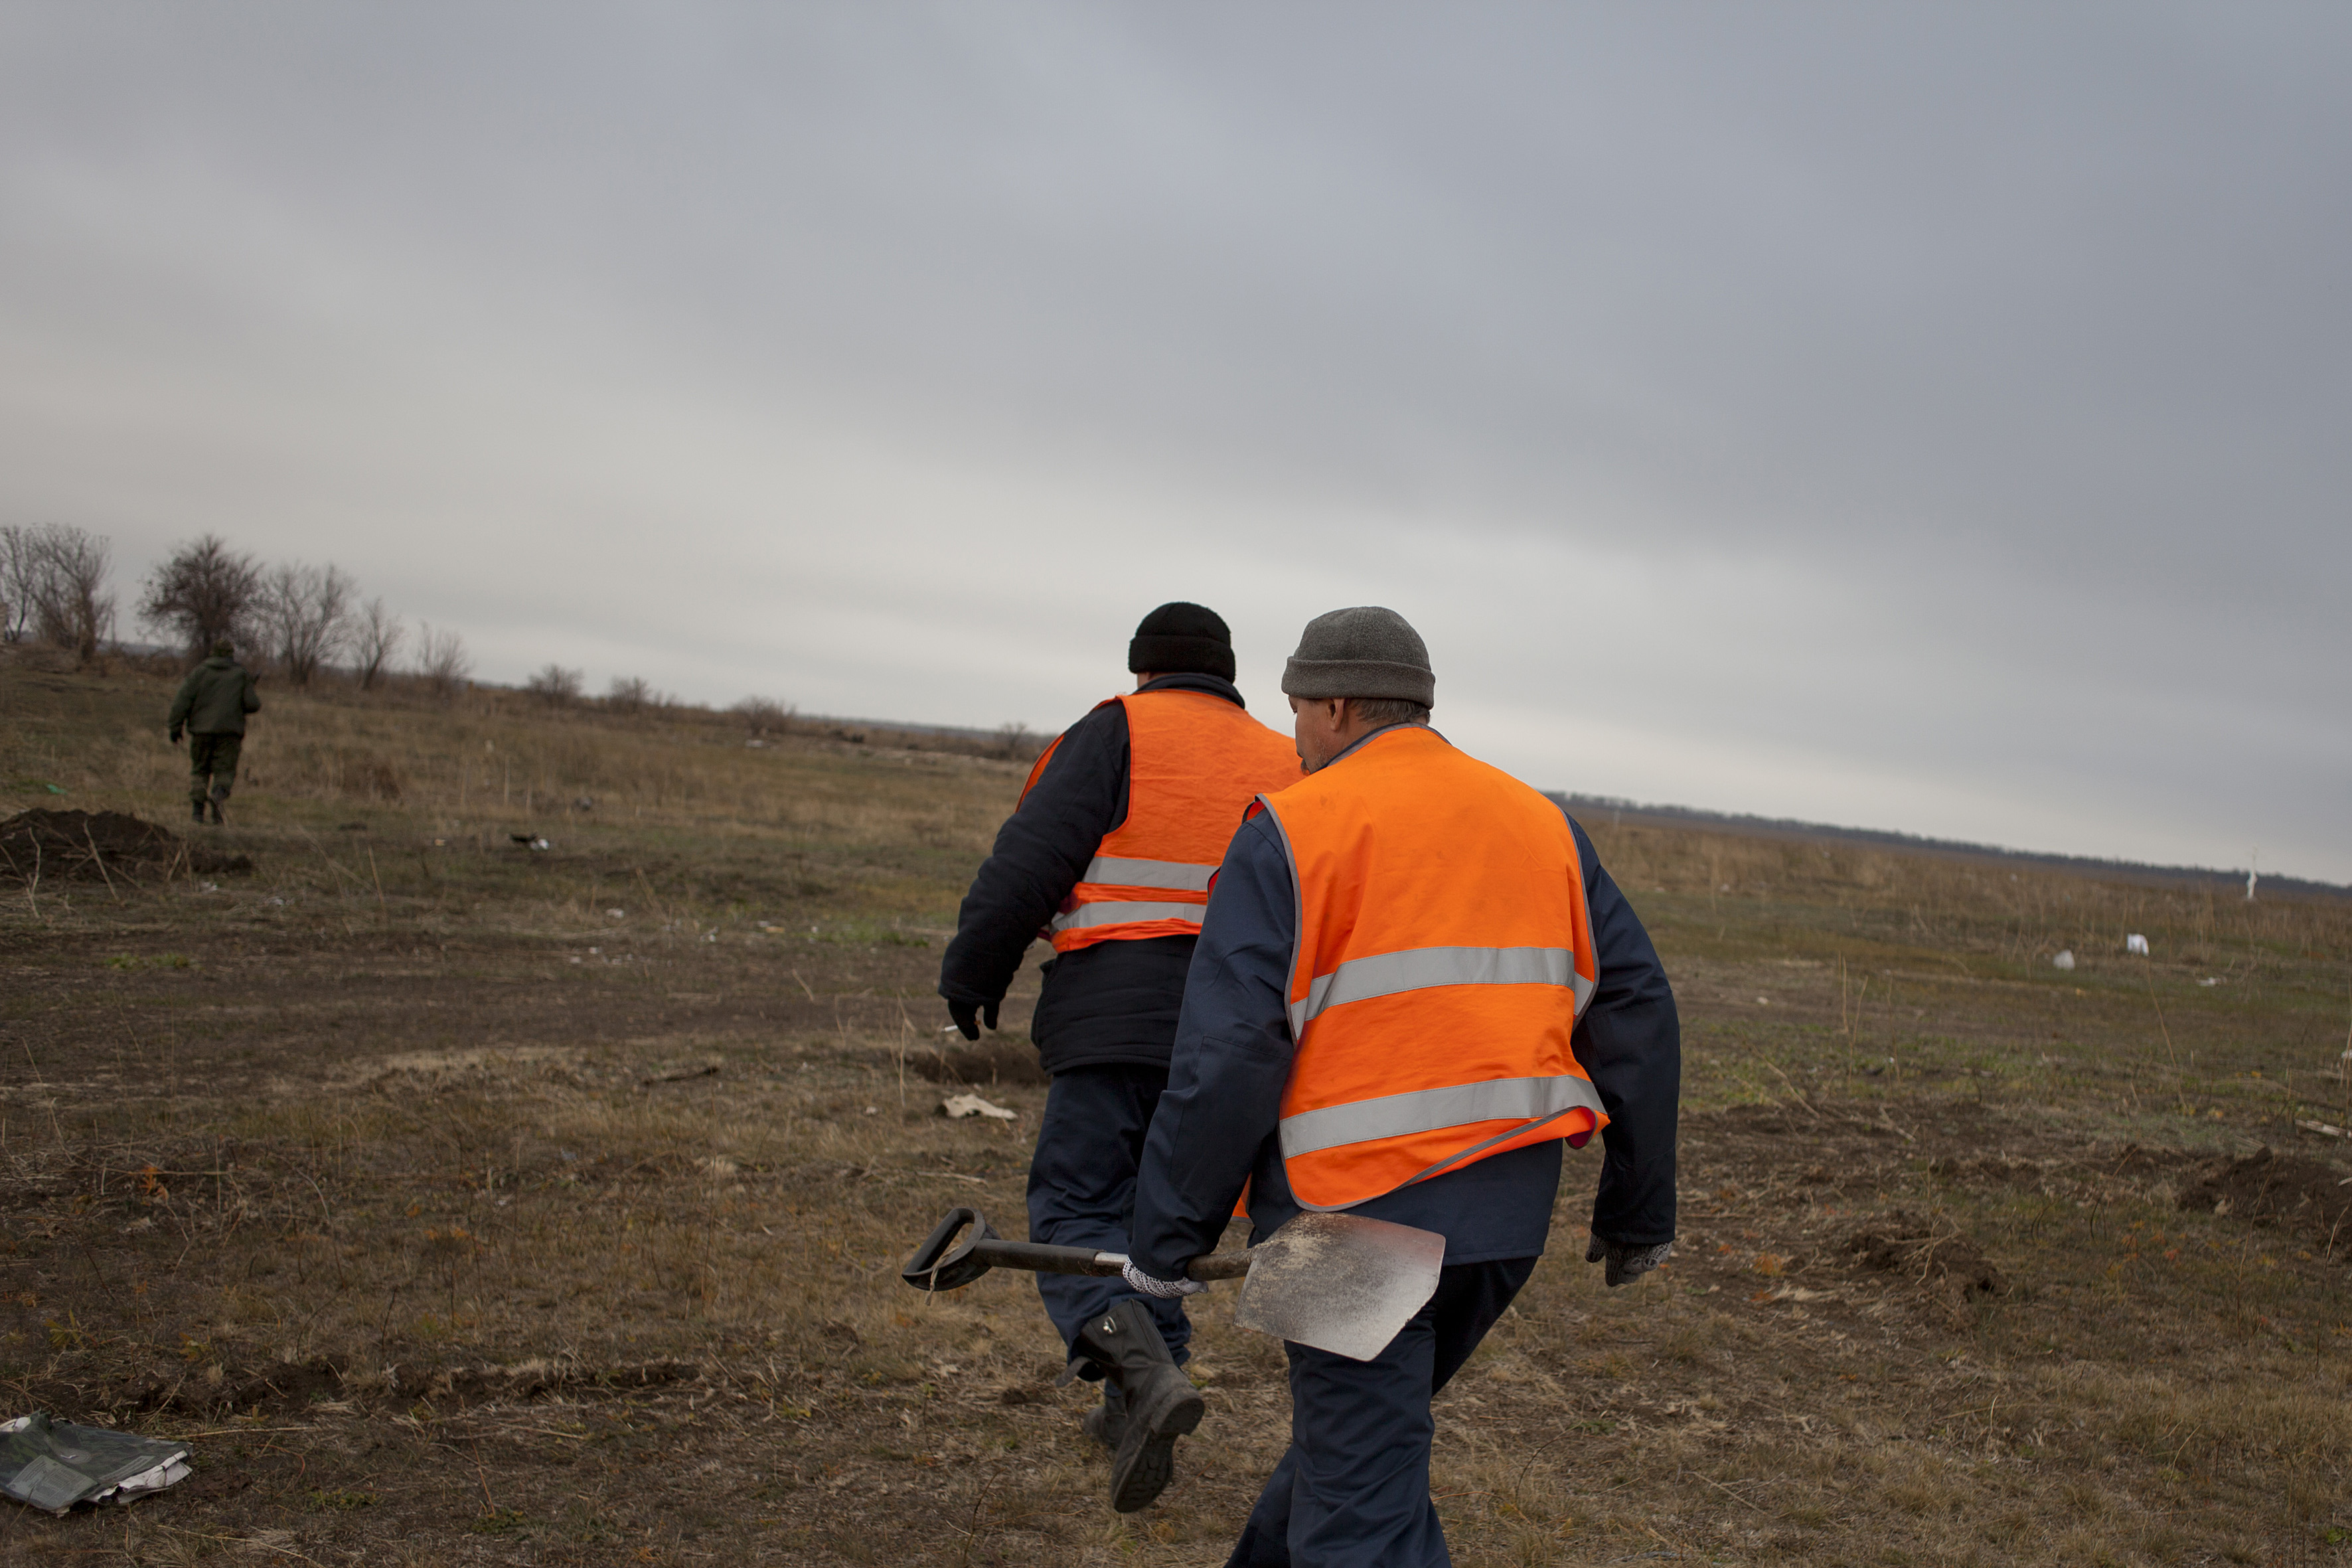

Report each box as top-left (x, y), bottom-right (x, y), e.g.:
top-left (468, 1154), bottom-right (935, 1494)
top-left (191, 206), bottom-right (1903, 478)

top-left (82, 823), bottom-right (120, 903)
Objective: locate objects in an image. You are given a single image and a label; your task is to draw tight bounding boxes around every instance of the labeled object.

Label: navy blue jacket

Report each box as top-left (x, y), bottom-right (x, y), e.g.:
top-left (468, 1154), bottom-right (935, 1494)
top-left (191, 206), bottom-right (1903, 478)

top-left (1128, 725), bottom-right (1680, 1276)
top-left (939, 672), bottom-right (1257, 1077)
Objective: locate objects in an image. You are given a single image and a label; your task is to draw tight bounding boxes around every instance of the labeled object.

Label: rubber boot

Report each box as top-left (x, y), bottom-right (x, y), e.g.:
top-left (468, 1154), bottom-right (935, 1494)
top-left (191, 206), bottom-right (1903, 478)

top-left (1081, 1381), bottom-right (1127, 1451)
top-left (191, 800), bottom-right (206, 824)
top-left (207, 793), bottom-right (226, 825)
top-left (1071, 1300), bottom-right (1202, 1513)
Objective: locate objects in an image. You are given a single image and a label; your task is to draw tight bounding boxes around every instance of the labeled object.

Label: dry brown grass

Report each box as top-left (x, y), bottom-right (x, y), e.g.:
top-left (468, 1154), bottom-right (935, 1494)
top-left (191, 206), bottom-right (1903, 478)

top-left (3, 649), bottom-right (2349, 1564)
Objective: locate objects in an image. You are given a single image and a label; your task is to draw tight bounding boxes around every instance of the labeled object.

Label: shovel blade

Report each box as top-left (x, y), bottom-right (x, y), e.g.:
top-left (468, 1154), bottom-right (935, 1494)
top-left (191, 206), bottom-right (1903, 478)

top-left (1233, 1212), bottom-right (1445, 1361)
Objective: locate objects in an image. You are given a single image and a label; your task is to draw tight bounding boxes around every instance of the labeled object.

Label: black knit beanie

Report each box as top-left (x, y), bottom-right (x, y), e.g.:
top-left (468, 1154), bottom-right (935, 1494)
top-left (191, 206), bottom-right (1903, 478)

top-left (1129, 602), bottom-right (1235, 680)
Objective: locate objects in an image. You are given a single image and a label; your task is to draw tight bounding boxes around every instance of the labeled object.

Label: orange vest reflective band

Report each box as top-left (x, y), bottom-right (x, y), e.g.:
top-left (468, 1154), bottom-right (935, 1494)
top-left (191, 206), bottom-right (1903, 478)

top-left (1255, 724), bottom-right (1603, 1210)
top-left (1022, 690), bottom-right (1301, 954)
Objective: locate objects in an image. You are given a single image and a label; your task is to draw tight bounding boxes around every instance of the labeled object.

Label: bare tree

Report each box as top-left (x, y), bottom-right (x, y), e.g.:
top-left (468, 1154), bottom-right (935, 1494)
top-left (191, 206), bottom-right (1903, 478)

top-left (256, 562), bottom-right (355, 686)
top-left (0, 525), bottom-right (45, 643)
top-left (414, 622), bottom-right (471, 700)
top-left (606, 674), bottom-right (657, 713)
top-left (732, 696), bottom-right (795, 734)
top-left (353, 596), bottom-right (404, 689)
top-left (25, 525), bottom-right (114, 664)
top-left (138, 534), bottom-right (262, 659)
top-left (526, 664), bottom-right (584, 706)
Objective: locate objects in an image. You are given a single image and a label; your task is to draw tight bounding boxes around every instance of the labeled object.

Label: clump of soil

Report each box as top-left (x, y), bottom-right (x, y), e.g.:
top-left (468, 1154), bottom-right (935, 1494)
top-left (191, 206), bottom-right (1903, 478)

top-left (1847, 1211), bottom-right (2007, 1299)
top-left (0, 808), bottom-right (251, 882)
top-left (915, 1036), bottom-right (1048, 1086)
top-left (2177, 1146), bottom-right (2352, 1249)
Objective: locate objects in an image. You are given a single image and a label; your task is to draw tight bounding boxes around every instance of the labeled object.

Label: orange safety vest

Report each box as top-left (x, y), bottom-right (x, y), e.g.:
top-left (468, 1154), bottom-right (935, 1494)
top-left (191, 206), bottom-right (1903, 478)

top-left (1022, 690), bottom-right (1301, 954)
top-left (1253, 724), bottom-right (1603, 1210)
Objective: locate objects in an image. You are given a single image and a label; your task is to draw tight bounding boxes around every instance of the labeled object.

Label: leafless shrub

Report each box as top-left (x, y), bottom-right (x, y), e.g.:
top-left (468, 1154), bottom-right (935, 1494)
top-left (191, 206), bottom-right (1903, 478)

top-left (527, 664), bottom-right (584, 706)
top-left (732, 696), bottom-right (795, 735)
top-left (256, 561), bottom-right (355, 685)
top-left (994, 722), bottom-right (1040, 761)
top-left (12, 524), bottom-right (116, 663)
top-left (0, 525), bottom-right (39, 643)
top-left (137, 534), bottom-right (262, 659)
top-left (414, 622), bottom-right (471, 700)
top-left (607, 675), bottom-right (662, 714)
top-left (353, 596), bottom-right (404, 690)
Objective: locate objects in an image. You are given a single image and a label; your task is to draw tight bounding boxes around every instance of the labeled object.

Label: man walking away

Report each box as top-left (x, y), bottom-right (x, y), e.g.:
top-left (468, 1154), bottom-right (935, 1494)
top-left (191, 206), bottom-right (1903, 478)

top-left (1123, 606), bottom-right (1681, 1565)
top-left (938, 601), bottom-right (1301, 1512)
top-left (167, 639), bottom-right (261, 824)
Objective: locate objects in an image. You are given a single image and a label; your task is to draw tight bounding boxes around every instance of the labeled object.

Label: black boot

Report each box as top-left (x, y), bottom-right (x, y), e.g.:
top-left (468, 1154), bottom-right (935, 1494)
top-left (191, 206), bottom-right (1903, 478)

top-left (207, 796), bottom-right (225, 825)
top-left (1081, 1381), bottom-right (1127, 1451)
top-left (1071, 1300), bottom-right (1202, 1513)
top-left (191, 800), bottom-right (206, 824)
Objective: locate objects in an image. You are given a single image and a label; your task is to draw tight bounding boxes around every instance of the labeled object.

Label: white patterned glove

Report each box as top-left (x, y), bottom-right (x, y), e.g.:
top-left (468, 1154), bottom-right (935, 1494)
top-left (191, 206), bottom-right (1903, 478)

top-left (1121, 1259), bottom-right (1206, 1298)
top-left (1585, 1236), bottom-right (1674, 1287)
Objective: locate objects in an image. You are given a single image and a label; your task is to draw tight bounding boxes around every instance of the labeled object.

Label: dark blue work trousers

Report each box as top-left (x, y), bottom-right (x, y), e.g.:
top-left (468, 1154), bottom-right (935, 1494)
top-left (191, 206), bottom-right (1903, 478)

top-left (1026, 1064), bottom-right (1190, 1366)
top-left (1227, 1257), bottom-right (1538, 1568)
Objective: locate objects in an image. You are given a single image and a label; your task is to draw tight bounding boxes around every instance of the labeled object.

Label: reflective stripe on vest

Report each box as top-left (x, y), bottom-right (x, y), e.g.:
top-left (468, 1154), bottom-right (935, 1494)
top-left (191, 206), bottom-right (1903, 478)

top-left (1279, 1072), bottom-right (1607, 1158)
top-left (1050, 898), bottom-right (1208, 933)
top-left (1079, 855), bottom-right (1218, 892)
top-left (1258, 723), bottom-right (1605, 1211)
top-left (1028, 690), bottom-right (1302, 954)
top-left (1287, 945), bottom-right (1599, 1038)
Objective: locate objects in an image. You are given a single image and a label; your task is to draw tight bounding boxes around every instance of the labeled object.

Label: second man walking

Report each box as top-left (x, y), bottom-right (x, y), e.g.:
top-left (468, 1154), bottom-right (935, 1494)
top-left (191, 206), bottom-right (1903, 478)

top-left (938, 601), bottom-right (1300, 1512)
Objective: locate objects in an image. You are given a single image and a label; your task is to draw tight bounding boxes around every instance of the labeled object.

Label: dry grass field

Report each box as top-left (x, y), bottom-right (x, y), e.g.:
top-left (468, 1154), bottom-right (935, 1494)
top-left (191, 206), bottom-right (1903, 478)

top-left (3, 645), bottom-right (2350, 1566)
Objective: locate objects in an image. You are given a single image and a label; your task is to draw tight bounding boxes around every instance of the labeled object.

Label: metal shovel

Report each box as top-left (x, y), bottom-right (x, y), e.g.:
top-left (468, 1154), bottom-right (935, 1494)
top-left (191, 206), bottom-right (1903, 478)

top-left (901, 1206), bottom-right (1445, 1361)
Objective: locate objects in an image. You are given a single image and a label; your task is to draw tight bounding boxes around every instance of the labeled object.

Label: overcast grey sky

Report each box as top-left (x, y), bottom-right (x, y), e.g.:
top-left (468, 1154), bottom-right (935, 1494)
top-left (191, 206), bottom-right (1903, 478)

top-left (3, 5), bottom-right (2345, 879)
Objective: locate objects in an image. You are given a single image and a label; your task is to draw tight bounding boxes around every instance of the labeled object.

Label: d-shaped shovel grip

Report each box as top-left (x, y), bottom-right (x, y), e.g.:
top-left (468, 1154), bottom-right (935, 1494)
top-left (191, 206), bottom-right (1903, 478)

top-left (901, 1206), bottom-right (1250, 1293)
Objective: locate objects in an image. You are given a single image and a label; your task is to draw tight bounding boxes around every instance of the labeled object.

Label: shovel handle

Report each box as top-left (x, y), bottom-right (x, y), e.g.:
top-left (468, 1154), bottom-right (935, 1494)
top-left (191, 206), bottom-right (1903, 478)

top-left (971, 1239), bottom-right (1251, 1281)
top-left (902, 1206), bottom-right (1251, 1292)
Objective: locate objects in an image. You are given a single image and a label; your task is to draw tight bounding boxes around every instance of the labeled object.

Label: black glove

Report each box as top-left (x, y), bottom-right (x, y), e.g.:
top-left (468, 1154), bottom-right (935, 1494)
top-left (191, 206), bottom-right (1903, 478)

top-left (1586, 1235), bottom-right (1674, 1287)
top-left (946, 999), bottom-right (1000, 1042)
top-left (167, 728), bottom-right (183, 744)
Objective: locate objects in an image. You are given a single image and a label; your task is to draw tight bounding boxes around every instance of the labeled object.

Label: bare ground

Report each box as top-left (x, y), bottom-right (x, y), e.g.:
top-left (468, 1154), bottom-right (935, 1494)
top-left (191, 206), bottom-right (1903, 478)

top-left (3, 651), bottom-right (2350, 1565)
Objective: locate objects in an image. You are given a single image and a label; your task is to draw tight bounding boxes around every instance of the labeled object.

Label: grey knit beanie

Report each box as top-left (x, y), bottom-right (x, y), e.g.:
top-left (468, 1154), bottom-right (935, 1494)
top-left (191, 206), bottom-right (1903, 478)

top-left (1281, 607), bottom-right (1435, 706)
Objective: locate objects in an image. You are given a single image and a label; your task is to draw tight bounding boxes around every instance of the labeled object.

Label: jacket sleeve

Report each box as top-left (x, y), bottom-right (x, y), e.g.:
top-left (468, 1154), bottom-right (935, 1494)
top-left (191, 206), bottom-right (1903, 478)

top-left (936, 702), bottom-right (1129, 1008)
top-left (1566, 815), bottom-right (1680, 1247)
top-left (167, 673), bottom-right (197, 730)
top-left (1128, 813), bottom-right (1296, 1277)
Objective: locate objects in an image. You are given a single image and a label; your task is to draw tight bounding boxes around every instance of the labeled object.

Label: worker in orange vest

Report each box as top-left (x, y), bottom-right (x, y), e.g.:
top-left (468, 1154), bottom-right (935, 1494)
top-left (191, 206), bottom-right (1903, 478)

top-left (939, 601), bottom-right (1301, 1512)
top-left (1124, 607), bottom-right (1680, 1564)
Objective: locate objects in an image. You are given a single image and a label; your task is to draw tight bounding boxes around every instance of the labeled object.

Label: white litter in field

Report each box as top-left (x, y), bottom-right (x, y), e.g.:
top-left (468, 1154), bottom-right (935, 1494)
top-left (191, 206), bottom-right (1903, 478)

top-left (2053, 951), bottom-right (2075, 971)
top-left (0, 1413), bottom-right (191, 1514)
top-left (2126, 934), bottom-right (2150, 955)
top-left (2199, 977), bottom-right (2221, 986)
top-left (941, 1093), bottom-right (1018, 1121)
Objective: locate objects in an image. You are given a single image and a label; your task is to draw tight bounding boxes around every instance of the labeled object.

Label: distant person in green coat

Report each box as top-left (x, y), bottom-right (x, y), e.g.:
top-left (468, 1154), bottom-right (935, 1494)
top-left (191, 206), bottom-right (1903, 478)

top-left (167, 640), bottom-right (261, 824)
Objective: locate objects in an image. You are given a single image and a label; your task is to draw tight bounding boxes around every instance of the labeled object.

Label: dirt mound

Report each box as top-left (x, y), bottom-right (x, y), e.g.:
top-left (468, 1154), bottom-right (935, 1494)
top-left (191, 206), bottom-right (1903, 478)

top-left (1846, 1211), bottom-right (2007, 1299)
top-left (914, 1037), bottom-right (1048, 1086)
top-left (0, 808), bottom-right (250, 882)
top-left (2177, 1145), bottom-right (2352, 1249)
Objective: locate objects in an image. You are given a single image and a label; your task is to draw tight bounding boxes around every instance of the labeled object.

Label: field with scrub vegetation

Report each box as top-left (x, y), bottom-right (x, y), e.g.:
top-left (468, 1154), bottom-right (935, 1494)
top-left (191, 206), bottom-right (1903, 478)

top-left (3, 643), bottom-right (2350, 1567)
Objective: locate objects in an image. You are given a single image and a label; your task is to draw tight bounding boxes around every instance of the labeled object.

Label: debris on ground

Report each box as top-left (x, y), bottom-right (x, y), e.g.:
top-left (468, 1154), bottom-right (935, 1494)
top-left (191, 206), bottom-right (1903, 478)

top-left (0, 809), bottom-right (250, 883)
top-left (941, 1092), bottom-right (1018, 1121)
top-left (2177, 1146), bottom-right (2352, 1249)
top-left (0, 1413), bottom-right (191, 1514)
top-left (918, 1040), bottom-right (1048, 1086)
top-left (1846, 1212), bottom-right (2007, 1300)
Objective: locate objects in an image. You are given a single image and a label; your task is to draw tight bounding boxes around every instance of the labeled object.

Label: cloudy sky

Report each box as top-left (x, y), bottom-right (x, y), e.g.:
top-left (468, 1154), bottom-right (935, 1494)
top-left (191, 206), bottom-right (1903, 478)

top-left (3, 5), bottom-right (2345, 880)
